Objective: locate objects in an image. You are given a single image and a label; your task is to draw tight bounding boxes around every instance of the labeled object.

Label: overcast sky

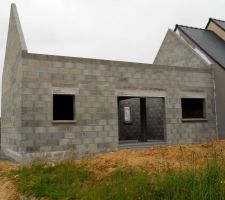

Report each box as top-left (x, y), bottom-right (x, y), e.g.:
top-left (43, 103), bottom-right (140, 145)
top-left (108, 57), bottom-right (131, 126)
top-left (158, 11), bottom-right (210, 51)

top-left (0, 0), bottom-right (225, 111)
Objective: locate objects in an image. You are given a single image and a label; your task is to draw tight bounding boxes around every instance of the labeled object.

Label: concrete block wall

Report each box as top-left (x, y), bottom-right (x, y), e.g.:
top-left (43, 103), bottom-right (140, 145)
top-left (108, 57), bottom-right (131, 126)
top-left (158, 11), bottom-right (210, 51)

top-left (1, 4), bottom-right (27, 161)
top-left (154, 30), bottom-right (210, 68)
top-left (8, 52), bottom-right (215, 162)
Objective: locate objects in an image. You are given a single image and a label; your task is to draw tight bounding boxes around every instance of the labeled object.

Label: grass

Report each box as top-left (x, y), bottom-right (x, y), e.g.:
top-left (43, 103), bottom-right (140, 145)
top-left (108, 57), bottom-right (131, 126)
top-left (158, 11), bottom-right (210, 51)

top-left (11, 161), bottom-right (92, 199)
top-left (152, 161), bottom-right (225, 200)
top-left (10, 151), bottom-right (225, 200)
top-left (76, 168), bottom-right (151, 200)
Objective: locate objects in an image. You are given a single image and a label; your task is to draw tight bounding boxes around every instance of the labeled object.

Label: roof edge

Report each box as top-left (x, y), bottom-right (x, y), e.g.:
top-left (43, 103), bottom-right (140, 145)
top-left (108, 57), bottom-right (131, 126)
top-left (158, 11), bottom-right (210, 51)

top-left (175, 24), bottom-right (207, 31)
top-left (176, 25), bottom-right (225, 71)
top-left (209, 18), bottom-right (225, 33)
top-left (169, 29), bottom-right (211, 67)
top-left (205, 18), bottom-right (213, 29)
top-left (211, 18), bottom-right (225, 23)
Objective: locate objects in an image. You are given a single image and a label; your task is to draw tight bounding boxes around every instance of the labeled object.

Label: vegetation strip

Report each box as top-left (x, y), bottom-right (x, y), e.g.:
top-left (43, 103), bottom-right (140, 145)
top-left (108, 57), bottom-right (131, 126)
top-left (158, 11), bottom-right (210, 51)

top-left (10, 157), bottom-right (225, 200)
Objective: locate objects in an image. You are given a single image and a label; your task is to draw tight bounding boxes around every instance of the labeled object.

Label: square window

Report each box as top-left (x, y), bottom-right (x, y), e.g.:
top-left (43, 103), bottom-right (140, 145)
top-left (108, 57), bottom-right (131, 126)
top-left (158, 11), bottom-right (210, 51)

top-left (181, 98), bottom-right (205, 119)
top-left (53, 94), bottom-right (75, 121)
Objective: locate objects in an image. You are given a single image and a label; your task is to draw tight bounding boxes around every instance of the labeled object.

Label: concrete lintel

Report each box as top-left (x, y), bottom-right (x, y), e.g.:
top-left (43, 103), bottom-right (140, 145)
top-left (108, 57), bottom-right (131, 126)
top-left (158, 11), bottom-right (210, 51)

top-left (180, 90), bottom-right (207, 98)
top-left (116, 89), bottom-right (167, 97)
top-left (52, 87), bottom-right (79, 95)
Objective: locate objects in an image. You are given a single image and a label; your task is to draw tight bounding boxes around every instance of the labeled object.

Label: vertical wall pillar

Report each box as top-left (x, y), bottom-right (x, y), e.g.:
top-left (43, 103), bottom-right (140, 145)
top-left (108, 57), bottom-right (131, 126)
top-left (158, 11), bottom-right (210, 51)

top-left (140, 98), bottom-right (147, 142)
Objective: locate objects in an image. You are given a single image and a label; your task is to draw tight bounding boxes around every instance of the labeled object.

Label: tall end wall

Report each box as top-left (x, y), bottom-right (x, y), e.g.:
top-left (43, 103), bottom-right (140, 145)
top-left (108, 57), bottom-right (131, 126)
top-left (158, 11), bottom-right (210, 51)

top-left (1, 4), bottom-right (27, 161)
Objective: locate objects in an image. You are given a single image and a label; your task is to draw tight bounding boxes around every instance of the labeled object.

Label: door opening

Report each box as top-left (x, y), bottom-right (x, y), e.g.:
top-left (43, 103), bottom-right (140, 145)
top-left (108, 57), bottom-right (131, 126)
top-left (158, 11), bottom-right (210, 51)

top-left (118, 97), bottom-right (165, 143)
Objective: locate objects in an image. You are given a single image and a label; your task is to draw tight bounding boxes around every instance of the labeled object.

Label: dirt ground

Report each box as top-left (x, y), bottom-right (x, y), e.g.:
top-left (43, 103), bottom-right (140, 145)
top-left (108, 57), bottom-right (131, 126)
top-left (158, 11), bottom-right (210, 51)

top-left (0, 162), bottom-right (19, 200)
top-left (1, 140), bottom-right (225, 199)
top-left (84, 140), bottom-right (225, 179)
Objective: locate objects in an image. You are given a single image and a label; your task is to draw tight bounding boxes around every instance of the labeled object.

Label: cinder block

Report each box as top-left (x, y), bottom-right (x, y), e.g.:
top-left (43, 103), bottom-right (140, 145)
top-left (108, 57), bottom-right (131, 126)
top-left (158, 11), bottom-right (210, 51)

top-left (65, 132), bottom-right (75, 139)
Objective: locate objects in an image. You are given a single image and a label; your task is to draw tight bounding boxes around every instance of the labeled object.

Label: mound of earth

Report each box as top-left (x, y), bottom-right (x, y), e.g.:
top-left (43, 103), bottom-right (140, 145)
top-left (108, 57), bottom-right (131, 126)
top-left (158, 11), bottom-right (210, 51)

top-left (1, 140), bottom-right (225, 199)
top-left (84, 140), bottom-right (225, 179)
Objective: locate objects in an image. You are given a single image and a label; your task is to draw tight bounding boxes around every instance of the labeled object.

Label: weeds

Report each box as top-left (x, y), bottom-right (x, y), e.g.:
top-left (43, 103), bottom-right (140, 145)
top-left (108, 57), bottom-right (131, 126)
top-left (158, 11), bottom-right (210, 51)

top-left (76, 168), bottom-right (151, 200)
top-left (11, 161), bottom-right (91, 199)
top-left (10, 147), bottom-right (225, 200)
top-left (151, 160), bottom-right (225, 200)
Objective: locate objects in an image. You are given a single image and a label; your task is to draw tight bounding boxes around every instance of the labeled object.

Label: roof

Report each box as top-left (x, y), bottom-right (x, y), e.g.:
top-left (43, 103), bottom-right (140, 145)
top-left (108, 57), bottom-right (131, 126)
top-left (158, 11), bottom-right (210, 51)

top-left (175, 25), bottom-right (225, 69)
top-left (206, 18), bottom-right (225, 31)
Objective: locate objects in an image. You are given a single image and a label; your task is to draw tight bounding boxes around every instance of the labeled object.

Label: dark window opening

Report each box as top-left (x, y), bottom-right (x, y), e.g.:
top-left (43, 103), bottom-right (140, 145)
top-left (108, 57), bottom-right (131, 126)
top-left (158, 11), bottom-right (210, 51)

top-left (181, 98), bottom-right (205, 119)
top-left (53, 94), bottom-right (75, 120)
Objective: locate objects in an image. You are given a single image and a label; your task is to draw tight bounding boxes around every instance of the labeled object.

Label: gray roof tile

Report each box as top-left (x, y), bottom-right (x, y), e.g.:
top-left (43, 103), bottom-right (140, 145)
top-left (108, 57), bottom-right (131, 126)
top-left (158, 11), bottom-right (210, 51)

top-left (176, 25), bottom-right (225, 69)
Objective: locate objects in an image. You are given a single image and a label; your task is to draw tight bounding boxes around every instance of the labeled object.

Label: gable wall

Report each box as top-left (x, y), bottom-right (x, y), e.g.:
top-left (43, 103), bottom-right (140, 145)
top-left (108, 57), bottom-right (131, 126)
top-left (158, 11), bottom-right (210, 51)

top-left (1, 5), bottom-right (25, 160)
top-left (154, 30), bottom-right (210, 68)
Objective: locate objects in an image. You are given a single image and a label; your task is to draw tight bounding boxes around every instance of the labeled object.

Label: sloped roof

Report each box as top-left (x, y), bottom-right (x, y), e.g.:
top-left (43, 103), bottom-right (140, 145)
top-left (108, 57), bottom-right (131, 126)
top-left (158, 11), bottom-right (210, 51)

top-left (206, 18), bottom-right (225, 31)
top-left (175, 25), bottom-right (225, 69)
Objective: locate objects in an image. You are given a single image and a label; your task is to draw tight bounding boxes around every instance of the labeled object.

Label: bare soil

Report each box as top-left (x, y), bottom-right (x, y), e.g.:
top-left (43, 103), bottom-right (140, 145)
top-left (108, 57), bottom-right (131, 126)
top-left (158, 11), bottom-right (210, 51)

top-left (83, 140), bottom-right (225, 179)
top-left (0, 162), bottom-right (19, 200)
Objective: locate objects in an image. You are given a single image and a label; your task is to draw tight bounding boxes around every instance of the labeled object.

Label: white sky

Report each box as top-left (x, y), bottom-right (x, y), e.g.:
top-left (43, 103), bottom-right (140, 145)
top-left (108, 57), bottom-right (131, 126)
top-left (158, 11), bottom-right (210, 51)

top-left (0, 0), bottom-right (225, 113)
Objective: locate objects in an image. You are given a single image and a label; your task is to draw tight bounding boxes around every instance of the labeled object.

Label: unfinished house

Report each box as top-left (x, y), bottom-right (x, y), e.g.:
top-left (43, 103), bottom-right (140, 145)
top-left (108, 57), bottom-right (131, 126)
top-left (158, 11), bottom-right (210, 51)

top-left (1, 4), bottom-right (218, 162)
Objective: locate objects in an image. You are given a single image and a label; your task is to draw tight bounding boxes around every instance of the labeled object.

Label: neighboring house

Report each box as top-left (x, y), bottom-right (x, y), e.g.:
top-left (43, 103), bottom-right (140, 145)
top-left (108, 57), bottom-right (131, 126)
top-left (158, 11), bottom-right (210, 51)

top-left (1, 4), bottom-right (218, 163)
top-left (155, 18), bottom-right (225, 139)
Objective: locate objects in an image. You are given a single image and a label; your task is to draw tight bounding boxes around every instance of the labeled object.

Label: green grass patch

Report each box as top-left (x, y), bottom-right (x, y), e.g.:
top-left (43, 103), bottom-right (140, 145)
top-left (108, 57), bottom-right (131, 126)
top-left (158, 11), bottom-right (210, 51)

top-left (10, 159), bottom-right (225, 200)
top-left (11, 161), bottom-right (92, 199)
top-left (152, 161), bottom-right (225, 200)
top-left (76, 168), bottom-right (151, 200)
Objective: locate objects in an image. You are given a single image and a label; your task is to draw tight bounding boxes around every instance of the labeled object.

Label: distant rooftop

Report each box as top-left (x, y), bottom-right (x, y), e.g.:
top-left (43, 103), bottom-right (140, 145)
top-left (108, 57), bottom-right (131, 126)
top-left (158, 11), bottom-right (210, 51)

top-left (175, 19), bottom-right (225, 70)
top-left (206, 18), bottom-right (225, 30)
